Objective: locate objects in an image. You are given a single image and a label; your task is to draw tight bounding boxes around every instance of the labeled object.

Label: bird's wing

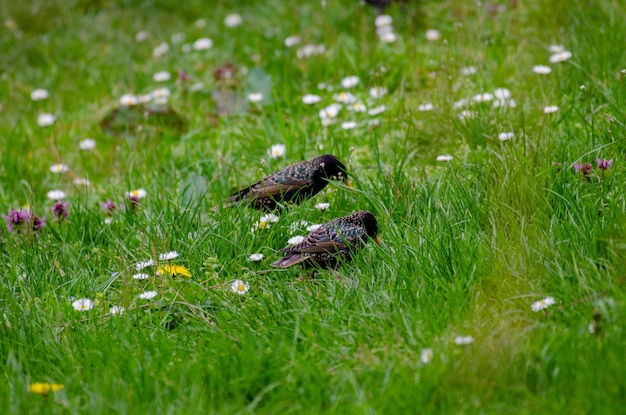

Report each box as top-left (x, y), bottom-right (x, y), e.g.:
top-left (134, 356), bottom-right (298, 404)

top-left (228, 177), bottom-right (311, 202)
top-left (281, 225), bottom-right (349, 254)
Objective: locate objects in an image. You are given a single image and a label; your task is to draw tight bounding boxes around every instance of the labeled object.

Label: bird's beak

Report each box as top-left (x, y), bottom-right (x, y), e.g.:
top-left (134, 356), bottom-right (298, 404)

top-left (344, 178), bottom-right (354, 191)
top-left (374, 235), bottom-right (381, 246)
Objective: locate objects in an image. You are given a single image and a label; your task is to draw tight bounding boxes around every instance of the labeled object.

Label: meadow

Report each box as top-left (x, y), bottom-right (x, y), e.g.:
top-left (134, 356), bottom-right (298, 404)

top-left (1, 0), bottom-right (625, 413)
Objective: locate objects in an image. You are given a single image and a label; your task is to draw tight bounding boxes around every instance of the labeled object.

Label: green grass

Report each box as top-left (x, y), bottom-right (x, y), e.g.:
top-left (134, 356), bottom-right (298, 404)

top-left (1, 0), bottom-right (626, 413)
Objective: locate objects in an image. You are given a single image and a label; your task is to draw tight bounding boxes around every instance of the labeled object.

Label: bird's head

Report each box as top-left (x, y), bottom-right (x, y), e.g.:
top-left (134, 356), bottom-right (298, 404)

top-left (316, 154), bottom-right (352, 187)
top-left (354, 210), bottom-right (380, 245)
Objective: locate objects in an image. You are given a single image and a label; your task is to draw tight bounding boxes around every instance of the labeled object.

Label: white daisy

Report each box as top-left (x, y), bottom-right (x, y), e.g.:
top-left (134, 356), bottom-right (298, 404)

top-left (109, 305), bottom-right (125, 315)
top-left (73, 178), bottom-right (90, 186)
top-left (333, 91), bottom-right (357, 104)
top-left (224, 13), bottom-right (242, 28)
top-left (288, 235), bottom-right (306, 245)
top-left (49, 164), bottom-right (69, 174)
top-left (379, 32), bottom-right (397, 43)
top-left (302, 94), bottom-right (321, 104)
top-left (369, 86), bottom-right (387, 98)
top-left (134, 31), bottom-right (149, 42)
top-left (531, 296), bottom-right (556, 312)
top-left (418, 103), bottom-right (434, 112)
top-left (158, 251), bottom-right (179, 261)
top-left (268, 143), bottom-right (286, 158)
top-left (549, 50), bottom-right (572, 63)
top-left (532, 65), bottom-right (552, 75)
top-left (375, 14), bottom-right (392, 27)
top-left (376, 25), bottom-right (394, 38)
top-left (46, 190), bottom-right (66, 200)
top-left (30, 88), bottom-right (49, 101)
top-left (454, 335), bottom-right (474, 345)
top-left (248, 92), bottom-right (263, 103)
top-left (296, 44), bottom-right (325, 58)
top-left (493, 88), bottom-right (511, 100)
top-left (306, 223), bottom-right (322, 232)
top-left (498, 132), bottom-right (514, 141)
top-left (153, 71), bottom-right (171, 82)
top-left (425, 29), bottom-right (441, 41)
top-left (284, 36), bottom-right (301, 47)
top-left (348, 101), bottom-right (367, 112)
top-left (368, 105), bottom-right (386, 116)
top-left (125, 188), bottom-right (147, 199)
top-left (460, 66), bottom-right (477, 76)
top-left (319, 103), bottom-right (342, 119)
top-left (420, 348), bottom-right (434, 364)
top-left (138, 290), bottom-right (158, 300)
top-left (193, 38), bottom-right (213, 51)
top-left (492, 99), bottom-right (517, 108)
top-left (548, 44), bottom-right (565, 53)
top-left (472, 92), bottom-right (494, 103)
top-left (72, 298), bottom-right (95, 311)
top-left (135, 259), bottom-right (154, 271)
top-left (37, 113), bottom-right (56, 127)
top-left (543, 105), bottom-right (559, 114)
top-left (79, 138), bottom-right (96, 151)
top-left (152, 42), bottom-right (169, 57)
top-left (315, 202), bottom-right (330, 211)
top-left (119, 94), bottom-right (138, 106)
top-left (231, 279), bottom-right (250, 295)
top-left (436, 155), bottom-right (453, 162)
top-left (253, 213), bottom-right (280, 231)
top-left (459, 110), bottom-right (474, 119)
top-left (452, 98), bottom-right (468, 109)
top-left (341, 121), bottom-right (358, 130)
top-left (249, 253), bottom-right (264, 262)
top-left (341, 76), bottom-right (360, 89)
top-left (132, 273), bottom-right (150, 280)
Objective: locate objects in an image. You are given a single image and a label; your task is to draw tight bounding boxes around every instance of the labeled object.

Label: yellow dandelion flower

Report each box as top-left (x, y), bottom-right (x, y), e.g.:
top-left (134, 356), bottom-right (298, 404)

top-left (159, 264), bottom-right (191, 278)
top-left (29, 382), bottom-right (64, 396)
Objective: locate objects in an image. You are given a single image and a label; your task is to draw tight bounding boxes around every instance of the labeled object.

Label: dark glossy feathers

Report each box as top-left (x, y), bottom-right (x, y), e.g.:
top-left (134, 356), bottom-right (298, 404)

top-left (272, 210), bottom-right (379, 269)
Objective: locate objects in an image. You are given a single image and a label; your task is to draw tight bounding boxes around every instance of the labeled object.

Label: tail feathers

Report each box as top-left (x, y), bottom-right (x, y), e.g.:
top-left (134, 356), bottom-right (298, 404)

top-left (271, 254), bottom-right (309, 268)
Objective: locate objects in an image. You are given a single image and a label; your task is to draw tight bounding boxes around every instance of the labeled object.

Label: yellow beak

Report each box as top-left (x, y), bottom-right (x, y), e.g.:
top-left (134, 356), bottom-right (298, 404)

top-left (374, 235), bottom-right (381, 246)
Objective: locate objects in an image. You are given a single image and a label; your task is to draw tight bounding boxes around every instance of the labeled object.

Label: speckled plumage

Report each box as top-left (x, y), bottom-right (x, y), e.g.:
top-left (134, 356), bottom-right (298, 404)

top-left (215, 154), bottom-right (349, 211)
top-left (272, 210), bottom-right (380, 269)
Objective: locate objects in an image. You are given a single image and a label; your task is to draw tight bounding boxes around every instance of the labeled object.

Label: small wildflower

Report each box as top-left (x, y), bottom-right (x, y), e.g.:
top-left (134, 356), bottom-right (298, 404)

top-left (152, 42), bottom-right (169, 57)
top-left (159, 264), bottom-right (191, 278)
top-left (47, 190), bottom-right (66, 200)
top-left (418, 103), bottom-right (434, 112)
top-left (29, 383), bottom-right (64, 396)
top-left (224, 13), bottom-right (242, 27)
top-left (320, 103), bottom-right (342, 119)
top-left (341, 121), bottom-right (357, 130)
top-left (315, 202), bottom-right (330, 211)
top-left (531, 296), bottom-right (555, 312)
top-left (249, 253), bottom-right (264, 262)
top-left (375, 14), bottom-right (392, 27)
top-left (109, 305), bottom-right (125, 315)
top-left (268, 143), bottom-right (286, 158)
top-left (125, 188), bottom-right (147, 209)
top-left (532, 65), bottom-right (552, 74)
top-left (369, 86), bottom-right (387, 98)
top-left (132, 273), bottom-right (150, 280)
top-left (37, 113), bottom-right (56, 127)
top-left (597, 159), bottom-right (614, 171)
top-left (341, 76), bottom-right (360, 89)
top-left (159, 251), bottom-right (179, 261)
top-left (368, 105), bottom-right (386, 116)
top-left (493, 99), bottom-right (517, 109)
top-left (153, 71), bottom-right (171, 82)
top-left (100, 199), bottom-right (117, 215)
top-left (135, 31), bottom-right (149, 42)
top-left (420, 348), bottom-right (434, 364)
top-left (472, 92), bottom-right (494, 103)
top-left (72, 298), bottom-right (95, 311)
top-left (49, 163), bottom-right (69, 174)
top-left (51, 200), bottom-right (69, 221)
top-left (119, 94), bottom-right (138, 106)
top-left (4, 208), bottom-right (30, 232)
top-left (296, 44), bottom-right (325, 58)
top-left (30, 88), bottom-right (49, 101)
top-left (193, 38), bottom-right (213, 51)
top-left (135, 259), bottom-right (154, 271)
top-left (306, 223), bottom-right (321, 232)
top-left (248, 92), bottom-right (263, 103)
top-left (138, 290), bottom-right (158, 300)
top-left (79, 138), bottom-right (96, 150)
top-left (574, 162), bottom-right (593, 179)
top-left (253, 213), bottom-right (280, 231)
top-left (231, 279), bottom-right (250, 295)
top-left (284, 36), bottom-right (301, 47)
top-left (333, 92), bottom-right (357, 104)
top-left (549, 50), bottom-right (572, 63)
top-left (302, 94), bottom-right (322, 104)
top-left (498, 132), bottom-right (514, 141)
top-left (288, 235), bottom-right (306, 245)
top-left (548, 44), bottom-right (565, 53)
top-left (379, 32), bottom-right (397, 43)
top-left (436, 155), bottom-right (453, 162)
top-left (493, 88), bottom-right (511, 100)
top-left (348, 101), bottom-right (366, 112)
top-left (454, 335), bottom-right (474, 345)
top-left (460, 66), bottom-right (477, 76)
top-left (425, 29), bottom-right (441, 41)
top-left (459, 110), bottom-right (474, 119)
top-left (543, 105), bottom-right (559, 114)
top-left (72, 178), bottom-right (90, 186)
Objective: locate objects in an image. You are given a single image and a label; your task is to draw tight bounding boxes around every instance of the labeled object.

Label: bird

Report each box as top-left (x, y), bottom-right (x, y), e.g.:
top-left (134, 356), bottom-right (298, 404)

top-left (213, 154), bottom-right (351, 211)
top-left (272, 210), bottom-right (380, 269)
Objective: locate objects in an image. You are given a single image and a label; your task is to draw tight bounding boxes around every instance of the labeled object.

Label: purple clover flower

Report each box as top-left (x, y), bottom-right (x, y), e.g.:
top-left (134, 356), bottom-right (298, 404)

top-left (3, 208), bottom-right (46, 233)
top-left (597, 159), bottom-right (614, 171)
top-left (51, 200), bottom-right (69, 221)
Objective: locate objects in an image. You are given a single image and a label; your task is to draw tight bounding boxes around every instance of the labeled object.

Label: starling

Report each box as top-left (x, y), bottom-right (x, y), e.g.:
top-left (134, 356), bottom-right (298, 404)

top-left (213, 154), bottom-right (351, 211)
top-left (272, 210), bottom-right (380, 269)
